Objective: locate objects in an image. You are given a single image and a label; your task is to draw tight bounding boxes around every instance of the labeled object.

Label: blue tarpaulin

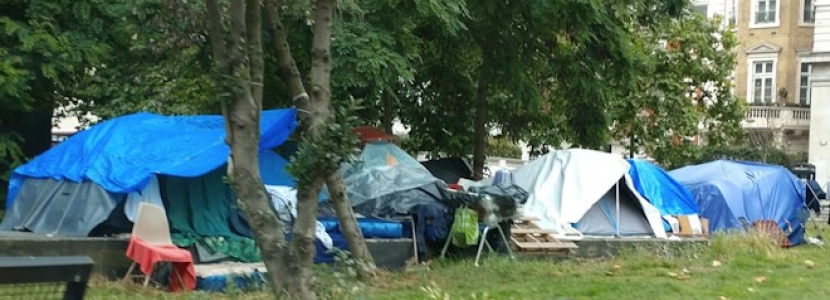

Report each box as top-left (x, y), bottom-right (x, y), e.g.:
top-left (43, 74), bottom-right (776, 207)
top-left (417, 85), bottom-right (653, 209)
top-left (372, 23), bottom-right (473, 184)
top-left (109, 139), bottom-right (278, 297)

top-left (669, 160), bottom-right (807, 245)
top-left (6, 109), bottom-right (298, 209)
top-left (627, 159), bottom-right (699, 231)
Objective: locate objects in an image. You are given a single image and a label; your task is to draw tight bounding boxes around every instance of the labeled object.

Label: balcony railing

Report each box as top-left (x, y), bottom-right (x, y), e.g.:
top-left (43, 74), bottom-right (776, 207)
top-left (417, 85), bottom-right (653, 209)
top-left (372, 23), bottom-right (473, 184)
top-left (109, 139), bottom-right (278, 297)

top-left (743, 106), bottom-right (811, 130)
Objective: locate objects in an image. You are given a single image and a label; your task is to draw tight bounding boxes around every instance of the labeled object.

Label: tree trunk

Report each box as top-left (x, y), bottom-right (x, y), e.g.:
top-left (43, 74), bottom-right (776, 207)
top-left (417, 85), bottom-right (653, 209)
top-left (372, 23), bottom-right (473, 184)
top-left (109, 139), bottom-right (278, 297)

top-left (289, 174), bottom-right (324, 300)
top-left (267, 0), bottom-right (377, 281)
top-left (206, 0), bottom-right (292, 296)
top-left (283, 2), bottom-right (337, 298)
top-left (382, 92), bottom-right (393, 133)
top-left (326, 172), bottom-right (377, 278)
top-left (264, 0), bottom-right (309, 105)
top-left (228, 114), bottom-right (293, 297)
top-left (472, 69), bottom-right (491, 180)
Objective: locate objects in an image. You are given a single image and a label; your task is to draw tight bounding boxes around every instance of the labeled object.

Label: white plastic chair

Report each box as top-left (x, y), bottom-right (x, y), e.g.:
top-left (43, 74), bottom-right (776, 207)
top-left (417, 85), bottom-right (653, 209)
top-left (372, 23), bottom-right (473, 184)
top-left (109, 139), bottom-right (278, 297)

top-left (123, 202), bottom-right (183, 287)
top-left (131, 202), bottom-right (173, 246)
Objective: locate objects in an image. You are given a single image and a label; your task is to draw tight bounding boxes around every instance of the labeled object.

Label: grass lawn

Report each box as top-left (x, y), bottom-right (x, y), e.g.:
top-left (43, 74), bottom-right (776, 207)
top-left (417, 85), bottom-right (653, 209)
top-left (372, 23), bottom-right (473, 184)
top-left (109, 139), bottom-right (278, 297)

top-left (84, 227), bottom-right (830, 300)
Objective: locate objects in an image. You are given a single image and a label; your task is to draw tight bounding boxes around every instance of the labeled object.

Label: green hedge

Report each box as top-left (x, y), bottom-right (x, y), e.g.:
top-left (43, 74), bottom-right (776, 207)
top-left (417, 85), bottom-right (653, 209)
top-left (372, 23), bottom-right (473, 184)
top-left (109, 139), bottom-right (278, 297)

top-left (487, 138), bottom-right (522, 159)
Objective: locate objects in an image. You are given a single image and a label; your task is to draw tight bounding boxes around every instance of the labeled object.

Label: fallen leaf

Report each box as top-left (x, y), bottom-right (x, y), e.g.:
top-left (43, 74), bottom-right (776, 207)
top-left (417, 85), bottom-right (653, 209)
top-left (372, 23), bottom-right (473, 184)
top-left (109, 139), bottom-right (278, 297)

top-left (677, 275), bottom-right (691, 280)
top-left (667, 272), bottom-right (678, 278)
top-left (754, 276), bottom-right (766, 283)
top-left (682, 268), bottom-right (690, 274)
top-left (712, 260), bottom-right (722, 268)
top-left (747, 287), bottom-right (756, 293)
top-left (805, 260), bottom-right (816, 268)
top-left (613, 264), bottom-right (622, 270)
top-left (719, 296), bottom-right (729, 300)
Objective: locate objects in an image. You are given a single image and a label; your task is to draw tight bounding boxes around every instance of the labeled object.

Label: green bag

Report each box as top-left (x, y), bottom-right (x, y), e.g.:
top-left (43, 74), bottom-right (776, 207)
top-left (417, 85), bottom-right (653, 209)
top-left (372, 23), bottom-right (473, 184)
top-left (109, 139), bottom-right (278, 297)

top-left (450, 207), bottom-right (480, 247)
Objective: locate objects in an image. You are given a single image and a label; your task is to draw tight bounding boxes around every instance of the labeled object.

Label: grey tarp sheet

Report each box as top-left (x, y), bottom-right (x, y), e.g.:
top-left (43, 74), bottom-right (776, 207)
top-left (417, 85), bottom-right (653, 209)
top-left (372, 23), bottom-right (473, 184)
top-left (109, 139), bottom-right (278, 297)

top-left (0, 178), bottom-right (117, 236)
top-left (341, 142), bottom-right (445, 216)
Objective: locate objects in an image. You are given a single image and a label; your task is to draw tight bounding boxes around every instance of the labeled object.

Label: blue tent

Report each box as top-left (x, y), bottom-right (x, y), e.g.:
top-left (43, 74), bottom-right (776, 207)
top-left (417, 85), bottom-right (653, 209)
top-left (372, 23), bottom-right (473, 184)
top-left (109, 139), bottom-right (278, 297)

top-left (1, 109), bottom-right (298, 263)
top-left (627, 159), bottom-right (699, 231)
top-left (669, 160), bottom-right (807, 245)
top-left (6, 109), bottom-right (298, 209)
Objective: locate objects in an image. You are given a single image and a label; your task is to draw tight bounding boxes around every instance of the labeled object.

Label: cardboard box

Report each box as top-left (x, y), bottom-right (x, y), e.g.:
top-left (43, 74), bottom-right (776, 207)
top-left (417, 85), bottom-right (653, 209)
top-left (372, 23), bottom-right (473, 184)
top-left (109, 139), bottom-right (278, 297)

top-left (675, 215), bottom-right (709, 237)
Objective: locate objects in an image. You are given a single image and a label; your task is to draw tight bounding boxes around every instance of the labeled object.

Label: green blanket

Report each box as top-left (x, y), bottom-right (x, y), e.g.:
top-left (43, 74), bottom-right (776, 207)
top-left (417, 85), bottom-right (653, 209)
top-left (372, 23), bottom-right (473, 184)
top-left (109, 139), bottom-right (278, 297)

top-left (162, 167), bottom-right (262, 263)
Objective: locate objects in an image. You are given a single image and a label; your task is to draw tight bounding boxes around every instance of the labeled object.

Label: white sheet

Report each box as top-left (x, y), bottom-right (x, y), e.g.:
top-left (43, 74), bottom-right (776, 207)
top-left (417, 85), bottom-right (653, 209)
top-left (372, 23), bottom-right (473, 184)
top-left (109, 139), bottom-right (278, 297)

top-left (124, 175), bottom-right (165, 222)
top-left (265, 185), bottom-right (333, 249)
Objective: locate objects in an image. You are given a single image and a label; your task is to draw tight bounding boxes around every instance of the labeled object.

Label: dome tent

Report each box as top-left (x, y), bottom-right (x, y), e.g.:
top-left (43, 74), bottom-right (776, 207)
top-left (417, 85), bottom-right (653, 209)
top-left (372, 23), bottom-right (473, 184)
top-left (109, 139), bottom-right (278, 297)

top-left (669, 160), bottom-right (808, 245)
top-left (476, 149), bottom-right (667, 239)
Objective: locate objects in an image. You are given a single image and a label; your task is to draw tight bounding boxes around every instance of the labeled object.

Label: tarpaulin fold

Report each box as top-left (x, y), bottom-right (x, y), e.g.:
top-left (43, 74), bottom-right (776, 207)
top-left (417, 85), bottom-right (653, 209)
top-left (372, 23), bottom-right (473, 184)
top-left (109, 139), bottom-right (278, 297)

top-left (6, 109), bottom-right (297, 209)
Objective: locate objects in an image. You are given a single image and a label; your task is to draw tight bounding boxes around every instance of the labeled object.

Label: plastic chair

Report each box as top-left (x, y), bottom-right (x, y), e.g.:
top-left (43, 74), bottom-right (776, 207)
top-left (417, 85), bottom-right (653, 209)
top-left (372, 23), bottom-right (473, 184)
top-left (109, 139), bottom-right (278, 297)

top-left (123, 203), bottom-right (194, 290)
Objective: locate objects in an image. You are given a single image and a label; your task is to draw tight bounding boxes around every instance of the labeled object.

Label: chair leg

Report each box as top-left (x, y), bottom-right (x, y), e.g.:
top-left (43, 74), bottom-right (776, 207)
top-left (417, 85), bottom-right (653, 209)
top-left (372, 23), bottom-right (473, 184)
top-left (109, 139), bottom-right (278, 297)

top-left (123, 262), bottom-right (137, 282)
top-left (496, 225), bottom-right (515, 259)
top-left (143, 264), bottom-right (154, 287)
top-left (474, 227), bottom-right (491, 267)
top-left (173, 265), bottom-right (186, 292)
top-left (440, 232), bottom-right (453, 258)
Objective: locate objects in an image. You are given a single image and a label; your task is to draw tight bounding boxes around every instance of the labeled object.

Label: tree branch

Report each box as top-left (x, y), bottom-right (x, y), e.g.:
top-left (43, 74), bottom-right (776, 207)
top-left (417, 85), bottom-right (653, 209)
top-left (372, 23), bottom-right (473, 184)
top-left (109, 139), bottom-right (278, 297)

top-left (307, 0), bottom-right (336, 132)
top-left (229, 0), bottom-right (247, 72)
top-left (246, 0), bottom-right (263, 109)
top-left (206, 0), bottom-right (228, 68)
top-left (264, 0), bottom-right (309, 114)
top-left (206, 0), bottom-right (233, 144)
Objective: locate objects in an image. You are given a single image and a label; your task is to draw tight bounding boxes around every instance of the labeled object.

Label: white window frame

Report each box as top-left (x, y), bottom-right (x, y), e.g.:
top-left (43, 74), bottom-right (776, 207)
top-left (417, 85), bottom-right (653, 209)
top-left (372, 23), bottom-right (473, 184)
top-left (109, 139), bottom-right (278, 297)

top-left (798, 62), bottom-right (813, 105)
top-left (750, 0), bottom-right (780, 28)
top-left (733, 0), bottom-right (740, 26)
top-left (746, 55), bottom-right (778, 105)
top-left (801, 0), bottom-right (816, 26)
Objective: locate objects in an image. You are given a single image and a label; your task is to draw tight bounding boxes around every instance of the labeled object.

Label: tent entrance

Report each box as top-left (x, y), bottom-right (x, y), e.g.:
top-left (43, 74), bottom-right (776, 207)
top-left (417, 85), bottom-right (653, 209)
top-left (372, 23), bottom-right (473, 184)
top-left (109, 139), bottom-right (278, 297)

top-left (575, 179), bottom-right (652, 237)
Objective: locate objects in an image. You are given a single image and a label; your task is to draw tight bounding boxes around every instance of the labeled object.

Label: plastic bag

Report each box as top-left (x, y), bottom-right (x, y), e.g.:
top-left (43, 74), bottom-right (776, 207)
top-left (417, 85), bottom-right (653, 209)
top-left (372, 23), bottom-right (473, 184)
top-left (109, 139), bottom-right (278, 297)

top-left (450, 207), bottom-right (480, 247)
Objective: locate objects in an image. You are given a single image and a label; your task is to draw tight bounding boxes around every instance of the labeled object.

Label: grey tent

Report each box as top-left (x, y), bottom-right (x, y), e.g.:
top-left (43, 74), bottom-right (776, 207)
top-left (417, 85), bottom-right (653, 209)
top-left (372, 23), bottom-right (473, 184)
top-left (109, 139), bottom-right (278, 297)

top-left (1, 179), bottom-right (119, 236)
top-left (576, 179), bottom-right (653, 236)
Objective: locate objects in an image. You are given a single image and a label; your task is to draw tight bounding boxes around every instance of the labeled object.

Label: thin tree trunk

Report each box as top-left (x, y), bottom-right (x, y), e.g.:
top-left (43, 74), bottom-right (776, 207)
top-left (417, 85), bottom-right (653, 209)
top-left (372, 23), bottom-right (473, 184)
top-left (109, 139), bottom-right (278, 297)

top-left (206, 0), bottom-right (291, 296)
top-left (289, 175), bottom-right (324, 300)
top-left (472, 68), bottom-right (491, 180)
top-left (264, 0), bottom-right (309, 105)
top-left (382, 92), bottom-right (393, 133)
top-left (285, 1), bottom-right (337, 298)
top-left (266, 0), bottom-right (377, 281)
top-left (326, 172), bottom-right (377, 278)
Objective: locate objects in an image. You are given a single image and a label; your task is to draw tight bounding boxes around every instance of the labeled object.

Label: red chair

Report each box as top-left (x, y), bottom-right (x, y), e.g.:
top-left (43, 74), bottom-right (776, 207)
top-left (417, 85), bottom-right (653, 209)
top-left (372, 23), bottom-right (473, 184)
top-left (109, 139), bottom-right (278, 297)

top-left (123, 203), bottom-right (196, 291)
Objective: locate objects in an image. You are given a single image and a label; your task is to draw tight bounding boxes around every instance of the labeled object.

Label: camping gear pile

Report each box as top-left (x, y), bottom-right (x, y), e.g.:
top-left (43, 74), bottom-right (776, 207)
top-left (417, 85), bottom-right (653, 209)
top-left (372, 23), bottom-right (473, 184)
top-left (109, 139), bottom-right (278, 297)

top-left (455, 149), bottom-right (811, 247)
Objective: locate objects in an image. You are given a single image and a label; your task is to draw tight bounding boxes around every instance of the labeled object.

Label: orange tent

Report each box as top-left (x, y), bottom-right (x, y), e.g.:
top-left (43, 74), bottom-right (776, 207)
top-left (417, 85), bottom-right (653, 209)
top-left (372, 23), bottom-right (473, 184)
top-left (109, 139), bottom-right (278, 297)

top-left (353, 126), bottom-right (395, 146)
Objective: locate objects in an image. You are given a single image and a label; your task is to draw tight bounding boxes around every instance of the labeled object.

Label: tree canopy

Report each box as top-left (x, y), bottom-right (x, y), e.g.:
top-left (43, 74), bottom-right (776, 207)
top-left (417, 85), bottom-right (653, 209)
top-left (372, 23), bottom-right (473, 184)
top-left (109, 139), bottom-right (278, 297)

top-left (611, 14), bottom-right (745, 168)
top-left (1, 0), bottom-right (753, 298)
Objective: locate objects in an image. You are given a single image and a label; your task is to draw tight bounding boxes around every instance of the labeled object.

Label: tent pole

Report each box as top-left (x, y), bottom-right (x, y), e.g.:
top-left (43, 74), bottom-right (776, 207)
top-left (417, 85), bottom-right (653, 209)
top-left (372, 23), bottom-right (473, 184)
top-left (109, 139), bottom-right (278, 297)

top-left (616, 182), bottom-right (621, 238)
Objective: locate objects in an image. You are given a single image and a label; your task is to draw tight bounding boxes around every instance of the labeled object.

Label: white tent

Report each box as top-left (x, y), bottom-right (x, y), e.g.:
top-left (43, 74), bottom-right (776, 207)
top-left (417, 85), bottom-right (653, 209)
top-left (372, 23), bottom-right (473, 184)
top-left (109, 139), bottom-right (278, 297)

top-left (469, 149), bottom-right (667, 240)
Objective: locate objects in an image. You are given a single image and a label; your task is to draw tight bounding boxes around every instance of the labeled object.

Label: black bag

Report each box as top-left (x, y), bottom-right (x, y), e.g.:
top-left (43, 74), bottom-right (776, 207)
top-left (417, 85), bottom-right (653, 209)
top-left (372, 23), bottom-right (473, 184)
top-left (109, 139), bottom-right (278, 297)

top-left (468, 184), bottom-right (529, 205)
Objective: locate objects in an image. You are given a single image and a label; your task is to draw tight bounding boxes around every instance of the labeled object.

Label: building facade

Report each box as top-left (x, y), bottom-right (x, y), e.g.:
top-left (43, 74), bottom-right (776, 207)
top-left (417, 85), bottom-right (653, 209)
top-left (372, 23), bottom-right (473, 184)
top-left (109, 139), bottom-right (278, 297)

top-left (700, 0), bottom-right (830, 189)
top-left (731, 0), bottom-right (813, 156)
top-left (701, 0), bottom-right (813, 155)
top-left (805, 0), bottom-right (830, 190)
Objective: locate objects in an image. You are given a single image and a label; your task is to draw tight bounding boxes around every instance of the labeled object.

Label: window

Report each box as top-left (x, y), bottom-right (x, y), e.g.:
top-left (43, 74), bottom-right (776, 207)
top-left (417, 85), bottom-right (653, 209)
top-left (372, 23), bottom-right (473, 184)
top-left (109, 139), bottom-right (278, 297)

top-left (803, 0), bottom-right (815, 24)
top-left (754, 0), bottom-right (778, 25)
top-left (799, 63), bottom-right (813, 105)
top-left (750, 61), bottom-right (775, 104)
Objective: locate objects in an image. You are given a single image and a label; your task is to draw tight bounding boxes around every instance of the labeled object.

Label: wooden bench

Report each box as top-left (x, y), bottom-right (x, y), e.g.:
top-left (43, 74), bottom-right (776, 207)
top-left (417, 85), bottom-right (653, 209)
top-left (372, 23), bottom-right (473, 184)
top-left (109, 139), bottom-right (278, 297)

top-left (0, 256), bottom-right (94, 300)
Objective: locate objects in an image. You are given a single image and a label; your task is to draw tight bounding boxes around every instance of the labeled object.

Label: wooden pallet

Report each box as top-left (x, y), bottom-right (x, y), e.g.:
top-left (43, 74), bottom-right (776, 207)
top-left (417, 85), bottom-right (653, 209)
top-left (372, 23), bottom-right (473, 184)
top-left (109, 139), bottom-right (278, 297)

top-left (510, 218), bottom-right (578, 256)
